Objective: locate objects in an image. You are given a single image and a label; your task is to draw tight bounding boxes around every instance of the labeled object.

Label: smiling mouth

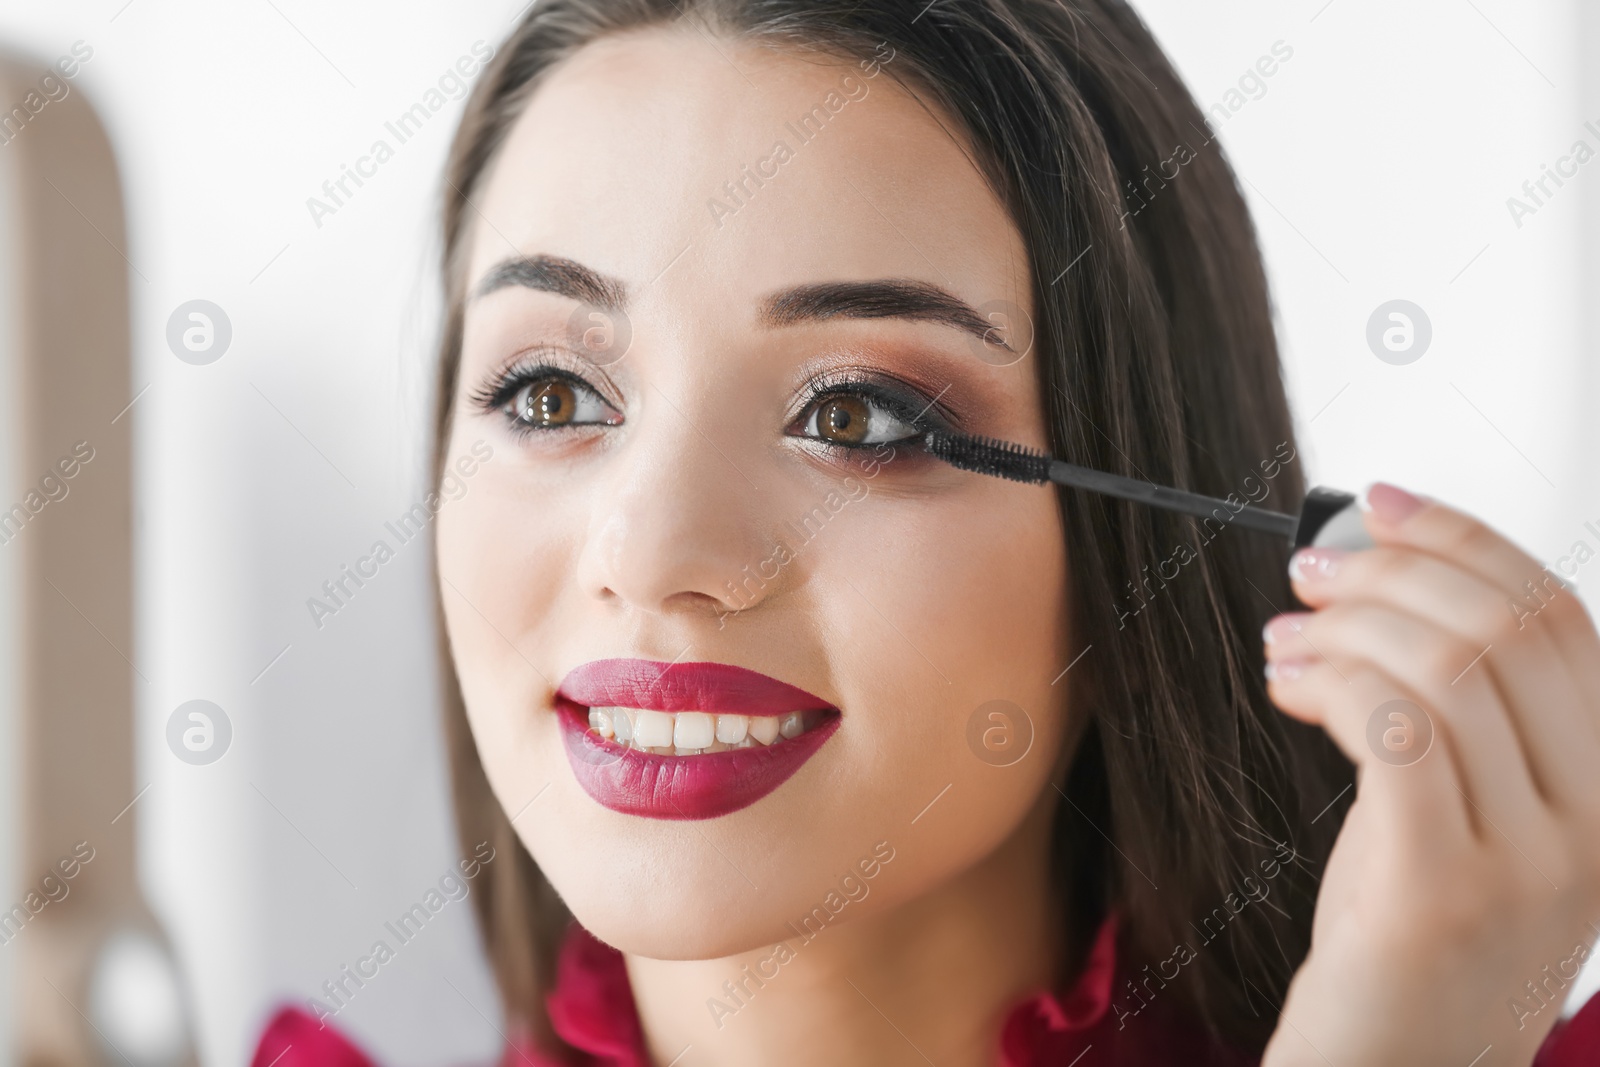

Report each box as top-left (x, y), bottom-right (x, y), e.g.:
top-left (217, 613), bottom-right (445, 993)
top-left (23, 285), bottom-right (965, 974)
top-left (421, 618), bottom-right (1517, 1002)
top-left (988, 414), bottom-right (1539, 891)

top-left (584, 706), bottom-right (835, 755)
top-left (554, 658), bottom-right (840, 819)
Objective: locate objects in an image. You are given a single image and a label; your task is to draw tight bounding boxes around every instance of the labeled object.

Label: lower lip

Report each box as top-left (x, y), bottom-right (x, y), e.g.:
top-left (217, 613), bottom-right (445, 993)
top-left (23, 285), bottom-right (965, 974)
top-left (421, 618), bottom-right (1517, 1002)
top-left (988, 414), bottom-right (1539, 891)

top-left (556, 700), bottom-right (840, 820)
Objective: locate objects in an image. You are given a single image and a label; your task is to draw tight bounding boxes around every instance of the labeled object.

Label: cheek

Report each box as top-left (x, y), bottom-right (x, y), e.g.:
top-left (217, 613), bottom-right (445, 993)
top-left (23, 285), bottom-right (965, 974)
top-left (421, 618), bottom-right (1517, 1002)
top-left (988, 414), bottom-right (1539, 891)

top-left (435, 452), bottom-right (574, 799)
top-left (819, 482), bottom-right (1069, 738)
top-left (793, 482), bottom-right (1071, 890)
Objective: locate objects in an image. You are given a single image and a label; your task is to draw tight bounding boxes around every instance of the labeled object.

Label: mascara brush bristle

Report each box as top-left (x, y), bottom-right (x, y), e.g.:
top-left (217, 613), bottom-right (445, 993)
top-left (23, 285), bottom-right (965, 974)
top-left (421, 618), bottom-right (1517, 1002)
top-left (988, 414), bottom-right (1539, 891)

top-left (922, 430), bottom-right (1052, 484)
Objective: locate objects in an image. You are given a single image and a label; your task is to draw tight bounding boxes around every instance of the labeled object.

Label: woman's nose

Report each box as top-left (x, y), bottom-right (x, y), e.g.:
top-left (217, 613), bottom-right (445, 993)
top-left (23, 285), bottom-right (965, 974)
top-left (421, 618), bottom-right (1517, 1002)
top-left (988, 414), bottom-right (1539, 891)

top-left (573, 395), bottom-right (779, 619)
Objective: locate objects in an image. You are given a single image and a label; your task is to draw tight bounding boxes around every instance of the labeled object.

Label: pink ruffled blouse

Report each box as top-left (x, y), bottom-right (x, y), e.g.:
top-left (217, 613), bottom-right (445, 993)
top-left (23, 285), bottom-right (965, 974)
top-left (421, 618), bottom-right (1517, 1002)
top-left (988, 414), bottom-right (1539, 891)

top-left (252, 914), bottom-right (1600, 1066)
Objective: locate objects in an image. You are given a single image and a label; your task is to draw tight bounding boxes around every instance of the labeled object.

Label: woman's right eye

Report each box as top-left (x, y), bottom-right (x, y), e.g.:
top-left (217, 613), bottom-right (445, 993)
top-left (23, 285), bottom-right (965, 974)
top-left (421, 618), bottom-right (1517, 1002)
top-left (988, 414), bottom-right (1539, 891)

top-left (498, 373), bottom-right (621, 432)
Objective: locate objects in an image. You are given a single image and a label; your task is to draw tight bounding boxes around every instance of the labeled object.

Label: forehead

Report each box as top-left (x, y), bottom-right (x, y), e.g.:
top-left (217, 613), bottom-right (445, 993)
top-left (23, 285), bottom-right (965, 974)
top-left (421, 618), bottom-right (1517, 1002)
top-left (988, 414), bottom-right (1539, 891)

top-left (466, 26), bottom-right (1031, 315)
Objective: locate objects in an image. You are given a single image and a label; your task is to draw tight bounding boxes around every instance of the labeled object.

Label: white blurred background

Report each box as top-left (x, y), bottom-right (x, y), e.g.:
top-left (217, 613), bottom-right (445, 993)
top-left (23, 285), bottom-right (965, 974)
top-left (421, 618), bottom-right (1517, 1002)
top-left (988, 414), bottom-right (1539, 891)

top-left (0, 0), bottom-right (1593, 1063)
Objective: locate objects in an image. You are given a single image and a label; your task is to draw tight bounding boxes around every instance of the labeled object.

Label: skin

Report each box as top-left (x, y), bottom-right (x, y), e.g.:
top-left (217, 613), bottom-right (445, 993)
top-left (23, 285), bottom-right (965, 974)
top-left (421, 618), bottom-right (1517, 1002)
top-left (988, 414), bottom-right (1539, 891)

top-left (436, 28), bottom-right (1074, 1067)
top-left (433, 24), bottom-right (1600, 1067)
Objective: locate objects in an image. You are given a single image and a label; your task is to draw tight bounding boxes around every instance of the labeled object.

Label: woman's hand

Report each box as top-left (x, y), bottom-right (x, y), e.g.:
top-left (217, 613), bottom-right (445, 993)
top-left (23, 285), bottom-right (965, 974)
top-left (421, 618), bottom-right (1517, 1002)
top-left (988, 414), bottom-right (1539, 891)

top-left (1260, 483), bottom-right (1600, 1067)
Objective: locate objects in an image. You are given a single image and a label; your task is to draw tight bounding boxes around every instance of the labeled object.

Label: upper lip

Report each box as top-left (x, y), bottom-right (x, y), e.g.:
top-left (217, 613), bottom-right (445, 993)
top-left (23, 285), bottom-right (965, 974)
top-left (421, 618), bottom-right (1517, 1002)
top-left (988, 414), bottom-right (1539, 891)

top-left (557, 658), bottom-right (833, 716)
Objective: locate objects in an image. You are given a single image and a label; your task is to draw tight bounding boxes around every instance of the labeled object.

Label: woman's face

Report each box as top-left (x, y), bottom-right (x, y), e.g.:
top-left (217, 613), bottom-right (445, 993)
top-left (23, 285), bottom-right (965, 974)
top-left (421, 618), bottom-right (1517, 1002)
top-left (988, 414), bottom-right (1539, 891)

top-left (437, 26), bottom-right (1072, 960)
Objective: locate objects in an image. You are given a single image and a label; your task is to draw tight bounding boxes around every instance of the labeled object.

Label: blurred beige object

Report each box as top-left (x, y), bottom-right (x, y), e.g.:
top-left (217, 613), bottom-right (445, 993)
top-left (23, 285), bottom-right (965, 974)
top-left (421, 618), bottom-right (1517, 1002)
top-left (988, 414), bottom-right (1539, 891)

top-left (0, 49), bottom-right (192, 1067)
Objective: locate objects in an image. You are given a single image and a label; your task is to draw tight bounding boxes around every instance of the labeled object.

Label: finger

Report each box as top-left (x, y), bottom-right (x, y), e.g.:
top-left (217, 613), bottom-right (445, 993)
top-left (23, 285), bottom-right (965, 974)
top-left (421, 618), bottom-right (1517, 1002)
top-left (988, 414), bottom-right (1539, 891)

top-left (1289, 541), bottom-right (1600, 810)
top-left (1266, 658), bottom-right (1472, 853)
top-left (1265, 603), bottom-right (1543, 835)
top-left (1359, 482), bottom-right (1600, 707)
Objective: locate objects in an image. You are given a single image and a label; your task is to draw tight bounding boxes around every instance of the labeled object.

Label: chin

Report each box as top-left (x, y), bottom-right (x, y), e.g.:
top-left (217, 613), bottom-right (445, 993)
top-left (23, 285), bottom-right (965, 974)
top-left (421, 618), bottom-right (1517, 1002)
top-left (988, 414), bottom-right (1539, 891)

top-left (575, 907), bottom-right (790, 961)
top-left (535, 836), bottom-right (831, 960)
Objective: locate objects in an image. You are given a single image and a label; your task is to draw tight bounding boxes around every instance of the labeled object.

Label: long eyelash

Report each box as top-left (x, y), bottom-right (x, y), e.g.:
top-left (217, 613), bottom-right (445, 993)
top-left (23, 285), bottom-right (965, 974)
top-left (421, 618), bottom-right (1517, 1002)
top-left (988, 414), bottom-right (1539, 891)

top-left (468, 356), bottom-right (595, 414)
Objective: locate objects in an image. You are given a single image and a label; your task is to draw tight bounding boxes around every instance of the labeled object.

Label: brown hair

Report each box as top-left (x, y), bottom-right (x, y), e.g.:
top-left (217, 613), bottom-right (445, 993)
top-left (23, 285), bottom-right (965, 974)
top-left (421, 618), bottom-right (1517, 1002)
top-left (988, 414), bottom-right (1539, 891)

top-left (431, 0), bottom-right (1353, 1056)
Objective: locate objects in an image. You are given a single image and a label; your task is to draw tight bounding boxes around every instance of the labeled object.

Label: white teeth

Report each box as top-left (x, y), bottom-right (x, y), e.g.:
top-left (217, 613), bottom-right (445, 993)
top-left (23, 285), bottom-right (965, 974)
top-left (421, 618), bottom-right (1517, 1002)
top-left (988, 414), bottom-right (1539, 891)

top-left (633, 709), bottom-right (674, 749)
top-left (716, 715), bottom-right (749, 744)
top-left (586, 706), bottom-right (820, 755)
top-left (674, 712), bottom-right (715, 750)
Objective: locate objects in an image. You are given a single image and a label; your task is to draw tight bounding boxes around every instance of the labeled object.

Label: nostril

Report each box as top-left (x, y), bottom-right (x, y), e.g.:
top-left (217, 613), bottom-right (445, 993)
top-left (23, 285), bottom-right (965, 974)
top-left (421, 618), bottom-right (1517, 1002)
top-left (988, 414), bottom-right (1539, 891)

top-left (672, 590), bottom-right (743, 613)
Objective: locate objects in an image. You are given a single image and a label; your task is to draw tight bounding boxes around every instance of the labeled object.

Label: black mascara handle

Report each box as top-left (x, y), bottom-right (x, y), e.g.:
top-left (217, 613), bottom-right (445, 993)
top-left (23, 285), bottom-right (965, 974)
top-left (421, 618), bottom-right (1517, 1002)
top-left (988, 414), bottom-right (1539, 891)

top-left (1294, 487), bottom-right (1374, 549)
top-left (1045, 459), bottom-right (1299, 537)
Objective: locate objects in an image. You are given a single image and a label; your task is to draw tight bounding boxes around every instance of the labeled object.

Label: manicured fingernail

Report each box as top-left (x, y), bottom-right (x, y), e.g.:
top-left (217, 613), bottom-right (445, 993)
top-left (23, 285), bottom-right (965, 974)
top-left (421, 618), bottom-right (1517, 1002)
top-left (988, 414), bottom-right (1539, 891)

top-left (1263, 612), bottom-right (1311, 645)
top-left (1288, 548), bottom-right (1346, 582)
top-left (1360, 482), bottom-right (1425, 526)
top-left (1264, 659), bottom-right (1307, 682)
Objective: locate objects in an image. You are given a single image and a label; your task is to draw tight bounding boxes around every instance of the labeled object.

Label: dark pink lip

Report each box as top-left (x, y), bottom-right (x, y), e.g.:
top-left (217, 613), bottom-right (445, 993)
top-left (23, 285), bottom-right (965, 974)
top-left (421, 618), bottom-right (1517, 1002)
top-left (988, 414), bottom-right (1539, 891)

top-left (555, 659), bottom-right (839, 820)
top-left (557, 658), bottom-right (833, 717)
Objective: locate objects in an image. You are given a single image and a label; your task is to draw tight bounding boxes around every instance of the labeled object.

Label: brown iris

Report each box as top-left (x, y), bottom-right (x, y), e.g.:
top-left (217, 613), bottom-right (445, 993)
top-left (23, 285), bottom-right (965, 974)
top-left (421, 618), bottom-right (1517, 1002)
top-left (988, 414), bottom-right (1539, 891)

top-left (814, 395), bottom-right (871, 445)
top-left (517, 380), bottom-right (576, 427)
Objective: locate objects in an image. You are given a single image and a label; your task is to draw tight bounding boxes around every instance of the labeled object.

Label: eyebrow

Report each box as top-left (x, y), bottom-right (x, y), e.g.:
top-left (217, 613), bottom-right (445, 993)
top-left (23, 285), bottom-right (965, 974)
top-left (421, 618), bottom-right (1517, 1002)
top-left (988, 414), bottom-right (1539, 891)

top-left (758, 279), bottom-right (1007, 350)
top-left (474, 254), bottom-right (627, 309)
top-left (474, 256), bottom-right (1005, 349)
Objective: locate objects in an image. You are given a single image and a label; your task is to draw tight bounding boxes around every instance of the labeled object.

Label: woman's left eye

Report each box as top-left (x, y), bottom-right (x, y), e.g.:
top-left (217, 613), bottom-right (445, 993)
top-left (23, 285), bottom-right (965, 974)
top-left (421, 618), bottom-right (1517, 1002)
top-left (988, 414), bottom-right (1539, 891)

top-left (796, 391), bottom-right (920, 448)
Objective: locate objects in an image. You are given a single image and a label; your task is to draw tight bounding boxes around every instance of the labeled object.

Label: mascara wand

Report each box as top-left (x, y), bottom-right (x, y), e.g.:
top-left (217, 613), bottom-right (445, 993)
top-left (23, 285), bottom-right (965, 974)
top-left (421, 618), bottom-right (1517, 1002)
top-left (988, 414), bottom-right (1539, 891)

top-left (923, 431), bottom-right (1373, 551)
